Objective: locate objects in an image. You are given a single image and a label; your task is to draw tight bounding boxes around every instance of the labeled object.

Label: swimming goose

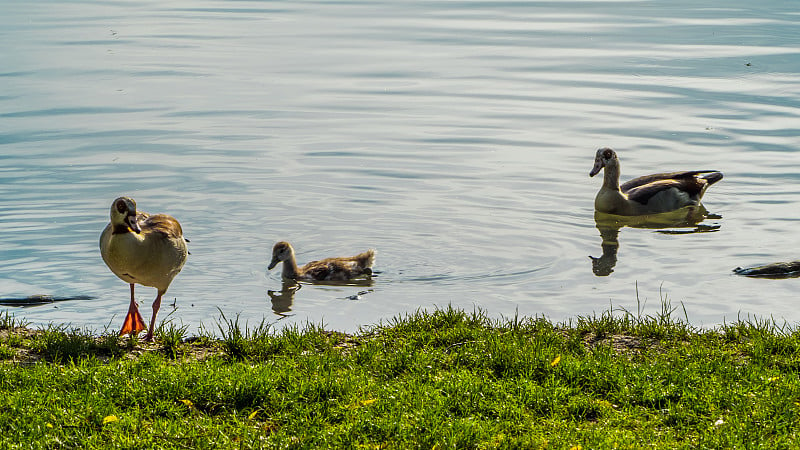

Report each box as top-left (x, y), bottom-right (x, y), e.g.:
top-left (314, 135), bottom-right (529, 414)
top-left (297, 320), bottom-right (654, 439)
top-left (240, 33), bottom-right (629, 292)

top-left (267, 241), bottom-right (375, 281)
top-left (99, 197), bottom-right (188, 341)
top-left (590, 147), bottom-right (723, 216)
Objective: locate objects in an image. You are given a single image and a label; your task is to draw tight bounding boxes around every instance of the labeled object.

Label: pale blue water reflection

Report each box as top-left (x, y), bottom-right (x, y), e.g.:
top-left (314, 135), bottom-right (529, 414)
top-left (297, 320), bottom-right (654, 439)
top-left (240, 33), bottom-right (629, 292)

top-left (1, 0), bottom-right (800, 333)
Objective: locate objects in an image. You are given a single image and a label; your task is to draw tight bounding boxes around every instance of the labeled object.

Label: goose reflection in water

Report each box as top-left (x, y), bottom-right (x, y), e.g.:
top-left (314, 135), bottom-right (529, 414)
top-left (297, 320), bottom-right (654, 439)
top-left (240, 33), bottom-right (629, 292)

top-left (590, 205), bottom-right (721, 276)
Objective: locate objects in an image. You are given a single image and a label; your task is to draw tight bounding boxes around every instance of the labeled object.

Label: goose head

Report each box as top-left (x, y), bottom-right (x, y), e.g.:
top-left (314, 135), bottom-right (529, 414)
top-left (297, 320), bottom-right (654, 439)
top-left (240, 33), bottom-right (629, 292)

top-left (268, 241), bottom-right (295, 270)
top-left (589, 147), bottom-right (619, 177)
top-left (110, 196), bottom-right (141, 233)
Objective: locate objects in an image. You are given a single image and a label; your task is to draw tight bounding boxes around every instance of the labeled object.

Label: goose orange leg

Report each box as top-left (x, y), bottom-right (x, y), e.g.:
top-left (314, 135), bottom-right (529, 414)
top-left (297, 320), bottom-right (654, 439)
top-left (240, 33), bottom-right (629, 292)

top-left (143, 291), bottom-right (163, 342)
top-left (120, 283), bottom-right (147, 336)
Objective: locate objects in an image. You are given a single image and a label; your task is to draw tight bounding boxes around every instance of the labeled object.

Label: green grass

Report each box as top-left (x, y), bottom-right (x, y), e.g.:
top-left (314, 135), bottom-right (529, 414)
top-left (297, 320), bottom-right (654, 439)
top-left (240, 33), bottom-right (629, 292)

top-left (26, 324), bottom-right (128, 363)
top-left (1, 305), bottom-right (800, 448)
top-left (0, 310), bottom-right (28, 330)
top-left (154, 320), bottom-right (191, 359)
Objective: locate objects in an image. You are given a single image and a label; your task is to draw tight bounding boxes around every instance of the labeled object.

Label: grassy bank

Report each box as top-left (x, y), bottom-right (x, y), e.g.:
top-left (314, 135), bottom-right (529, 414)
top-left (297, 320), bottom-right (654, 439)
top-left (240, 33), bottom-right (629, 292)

top-left (1, 304), bottom-right (799, 449)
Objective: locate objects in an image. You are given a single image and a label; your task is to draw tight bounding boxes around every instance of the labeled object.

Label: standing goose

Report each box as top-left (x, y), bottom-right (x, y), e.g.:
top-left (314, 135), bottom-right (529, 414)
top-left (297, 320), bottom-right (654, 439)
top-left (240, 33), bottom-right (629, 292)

top-left (100, 197), bottom-right (188, 341)
top-left (268, 241), bottom-right (375, 281)
top-left (590, 147), bottom-right (723, 216)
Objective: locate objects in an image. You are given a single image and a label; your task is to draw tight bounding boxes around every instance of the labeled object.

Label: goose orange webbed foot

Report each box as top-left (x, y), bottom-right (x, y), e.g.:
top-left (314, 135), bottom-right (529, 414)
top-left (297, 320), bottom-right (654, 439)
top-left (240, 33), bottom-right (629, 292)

top-left (119, 310), bottom-right (147, 336)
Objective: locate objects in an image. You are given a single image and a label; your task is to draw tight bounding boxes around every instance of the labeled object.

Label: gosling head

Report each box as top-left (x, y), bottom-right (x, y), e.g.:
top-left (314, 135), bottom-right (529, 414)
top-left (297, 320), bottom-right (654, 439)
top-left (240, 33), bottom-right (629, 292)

top-left (268, 241), bottom-right (295, 270)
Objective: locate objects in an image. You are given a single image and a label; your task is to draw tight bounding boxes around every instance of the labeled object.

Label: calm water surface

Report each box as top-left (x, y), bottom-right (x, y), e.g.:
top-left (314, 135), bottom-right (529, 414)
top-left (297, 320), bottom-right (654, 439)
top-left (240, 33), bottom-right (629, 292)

top-left (2, 0), bottom-right (800, 333)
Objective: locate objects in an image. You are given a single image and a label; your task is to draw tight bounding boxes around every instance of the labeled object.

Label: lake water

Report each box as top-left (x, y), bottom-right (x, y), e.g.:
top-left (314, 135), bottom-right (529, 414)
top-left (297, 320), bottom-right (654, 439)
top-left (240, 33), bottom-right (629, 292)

top-left (2, 0), bottom-right (800, 334)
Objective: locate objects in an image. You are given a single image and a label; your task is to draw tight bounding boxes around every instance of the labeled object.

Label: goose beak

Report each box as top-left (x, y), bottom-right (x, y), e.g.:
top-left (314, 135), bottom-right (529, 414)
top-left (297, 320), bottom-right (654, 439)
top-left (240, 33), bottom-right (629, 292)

top-left (589, 157), bottom-right (604, 177)
top-left (126, 215), bottom-right (142, 233)
top-left (268, 257), bottom-right (279, 270)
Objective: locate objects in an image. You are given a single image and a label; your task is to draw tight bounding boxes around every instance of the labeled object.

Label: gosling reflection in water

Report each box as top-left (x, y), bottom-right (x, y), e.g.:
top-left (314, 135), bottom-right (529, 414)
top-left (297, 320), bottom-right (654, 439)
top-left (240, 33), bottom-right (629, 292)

top-left (268, 280), bottom-right (301, 318)
top-left (590, 206), bottom-right (720, 277)
top-left (267, 277), bottom-right (377, 317)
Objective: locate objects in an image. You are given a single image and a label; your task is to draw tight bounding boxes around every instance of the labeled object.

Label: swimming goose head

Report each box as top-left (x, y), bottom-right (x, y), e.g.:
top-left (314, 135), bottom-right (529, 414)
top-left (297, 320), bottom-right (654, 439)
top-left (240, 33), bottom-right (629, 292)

top-left (589, 147), bottom-right (618, 177)
top-left (110, 196), bottom-right (141, 234)
top-left (268, 241), bottom-right (294, 270)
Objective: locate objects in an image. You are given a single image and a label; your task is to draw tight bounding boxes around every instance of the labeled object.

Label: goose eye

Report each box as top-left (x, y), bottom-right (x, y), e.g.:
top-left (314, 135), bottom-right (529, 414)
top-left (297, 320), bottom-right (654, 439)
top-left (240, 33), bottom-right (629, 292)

top-left (603, 149), bottom-right (613, 159)
top-left (116, 201), bottom-right (127, 213)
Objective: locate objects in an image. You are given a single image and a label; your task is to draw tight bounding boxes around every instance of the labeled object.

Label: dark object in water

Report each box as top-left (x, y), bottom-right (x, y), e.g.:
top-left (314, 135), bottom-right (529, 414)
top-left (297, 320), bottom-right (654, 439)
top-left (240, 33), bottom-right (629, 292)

top-left (733, 261), bottom-right (800, 279)
top-left (0, 295), bottom-right (94, 307)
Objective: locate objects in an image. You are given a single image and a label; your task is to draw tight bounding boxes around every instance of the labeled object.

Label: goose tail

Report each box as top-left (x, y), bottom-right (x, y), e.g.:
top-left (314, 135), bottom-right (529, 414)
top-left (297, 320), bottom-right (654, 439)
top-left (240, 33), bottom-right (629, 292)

top-left (700, 171), bottom-right (723, 186)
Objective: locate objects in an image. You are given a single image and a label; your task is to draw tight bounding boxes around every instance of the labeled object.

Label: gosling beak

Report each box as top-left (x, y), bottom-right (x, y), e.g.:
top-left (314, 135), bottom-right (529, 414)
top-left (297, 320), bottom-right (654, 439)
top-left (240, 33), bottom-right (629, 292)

top-left (126, 215), bottom-right (142, 233)
top-left (267, 257), bottom-right (279, 270)
top-left (589, 157), bottom-right (604, 177)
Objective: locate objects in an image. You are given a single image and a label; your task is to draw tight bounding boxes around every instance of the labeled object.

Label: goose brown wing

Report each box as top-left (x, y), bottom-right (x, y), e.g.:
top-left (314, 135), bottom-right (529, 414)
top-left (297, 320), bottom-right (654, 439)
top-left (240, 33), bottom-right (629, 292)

top-left (620, 171), bottom-right (718, 192)
top-left (142, 214), bottom-right (184, 239)
top-left (624, 177), bottom-right (707, 205)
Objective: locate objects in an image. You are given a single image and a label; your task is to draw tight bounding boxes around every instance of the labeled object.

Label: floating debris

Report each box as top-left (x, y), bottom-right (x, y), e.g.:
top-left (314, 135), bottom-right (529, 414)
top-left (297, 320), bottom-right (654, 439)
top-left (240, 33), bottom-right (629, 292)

top-left (344, 291), bottom-right (370, 301)
top-left (733, 261), bottom-right (800, 279)
top-left (0, 295), bottom-right (94, 307)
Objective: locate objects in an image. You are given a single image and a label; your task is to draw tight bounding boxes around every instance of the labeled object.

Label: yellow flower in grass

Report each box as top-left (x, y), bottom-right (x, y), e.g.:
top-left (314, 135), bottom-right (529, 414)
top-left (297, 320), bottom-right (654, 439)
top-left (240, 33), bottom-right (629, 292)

top-left (102, 415), bottom-right (118, 425)
top-left (347, 398), bottom-right (378, 409)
